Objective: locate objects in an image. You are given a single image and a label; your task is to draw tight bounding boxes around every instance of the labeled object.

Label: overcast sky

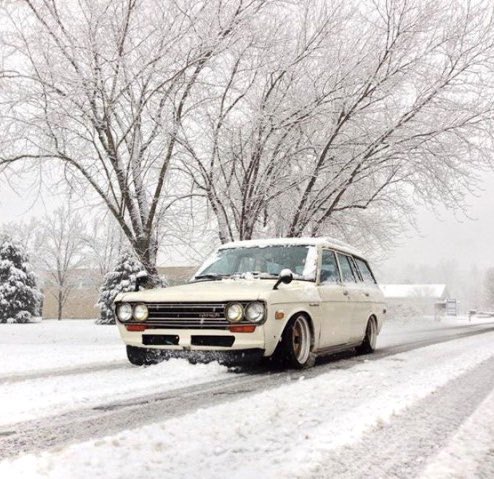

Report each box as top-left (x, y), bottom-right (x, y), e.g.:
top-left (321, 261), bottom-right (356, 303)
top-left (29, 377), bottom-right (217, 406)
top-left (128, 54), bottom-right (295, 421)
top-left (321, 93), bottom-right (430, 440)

top-left (379, 171), bottom-right (494, 277)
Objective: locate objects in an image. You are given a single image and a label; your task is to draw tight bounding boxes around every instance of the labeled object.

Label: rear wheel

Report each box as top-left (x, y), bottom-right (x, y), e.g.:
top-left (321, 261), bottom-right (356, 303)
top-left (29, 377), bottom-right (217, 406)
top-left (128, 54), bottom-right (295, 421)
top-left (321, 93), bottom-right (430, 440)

top-left (275, 314), bottom-right (316, 369)
top-left (356, 317), bottom-right (377, 355)
top-left (126, 345), bottom-right (164, 366)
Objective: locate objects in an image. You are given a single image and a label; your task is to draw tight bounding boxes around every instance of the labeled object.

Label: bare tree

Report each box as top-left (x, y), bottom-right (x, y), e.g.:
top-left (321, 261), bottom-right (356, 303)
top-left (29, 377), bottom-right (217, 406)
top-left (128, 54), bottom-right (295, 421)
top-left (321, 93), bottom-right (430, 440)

top-left (177, 0), bottom-right (332, 243)
top-left (0, 0), bottom-right (271, 282)
top-left (284, 1), bottom-right (494, 241)
top-left (0, 216), bottom-right (41, 257)
top-left (82, 215), bottom-right (127, 276)
top-left (180, 0), bottom-right (494, 249)
top-left (35, 207), bottom-right (86, 320)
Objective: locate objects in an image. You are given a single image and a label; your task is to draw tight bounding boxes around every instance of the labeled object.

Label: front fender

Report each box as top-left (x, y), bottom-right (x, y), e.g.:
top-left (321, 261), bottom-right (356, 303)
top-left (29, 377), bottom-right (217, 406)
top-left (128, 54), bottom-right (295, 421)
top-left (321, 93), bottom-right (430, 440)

top-left (263, 304), bottom-right (320, 356)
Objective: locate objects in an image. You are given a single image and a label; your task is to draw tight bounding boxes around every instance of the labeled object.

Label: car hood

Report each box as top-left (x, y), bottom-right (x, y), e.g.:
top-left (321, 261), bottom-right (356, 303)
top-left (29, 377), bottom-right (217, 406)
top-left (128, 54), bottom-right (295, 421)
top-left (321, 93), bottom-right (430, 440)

top-left (116, 279), bottom-right (285, 303)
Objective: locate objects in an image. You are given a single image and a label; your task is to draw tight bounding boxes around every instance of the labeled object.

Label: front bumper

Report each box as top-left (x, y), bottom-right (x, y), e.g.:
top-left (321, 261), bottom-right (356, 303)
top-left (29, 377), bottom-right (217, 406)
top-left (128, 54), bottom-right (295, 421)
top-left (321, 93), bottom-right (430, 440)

top-left (117, 322), bottom-right (269, 355)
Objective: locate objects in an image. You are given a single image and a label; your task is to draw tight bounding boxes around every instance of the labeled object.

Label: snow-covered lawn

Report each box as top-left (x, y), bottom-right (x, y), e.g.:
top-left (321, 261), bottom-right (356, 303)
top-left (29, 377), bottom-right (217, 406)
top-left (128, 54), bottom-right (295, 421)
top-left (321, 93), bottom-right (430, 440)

top-left (0, 317), bottom-right (493, 478)
top-left (0, 320), bottom-right (124, 377)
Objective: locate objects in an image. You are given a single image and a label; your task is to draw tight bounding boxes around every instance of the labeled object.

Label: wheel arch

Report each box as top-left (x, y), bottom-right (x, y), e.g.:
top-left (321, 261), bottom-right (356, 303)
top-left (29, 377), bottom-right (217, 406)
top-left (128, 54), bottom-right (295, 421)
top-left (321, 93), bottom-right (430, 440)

top-left (272, 309), bottom-right (317, 368)
top-left (282, 310), bottom-right (316, 348)
top-left (369, 313), bottom-right (382, 334)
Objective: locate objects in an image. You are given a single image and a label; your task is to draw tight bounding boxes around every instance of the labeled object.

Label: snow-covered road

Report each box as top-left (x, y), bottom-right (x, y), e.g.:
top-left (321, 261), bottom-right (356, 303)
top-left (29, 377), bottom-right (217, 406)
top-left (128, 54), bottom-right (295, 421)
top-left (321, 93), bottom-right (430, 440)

top-left (0, 317), bottom-right (493, 478)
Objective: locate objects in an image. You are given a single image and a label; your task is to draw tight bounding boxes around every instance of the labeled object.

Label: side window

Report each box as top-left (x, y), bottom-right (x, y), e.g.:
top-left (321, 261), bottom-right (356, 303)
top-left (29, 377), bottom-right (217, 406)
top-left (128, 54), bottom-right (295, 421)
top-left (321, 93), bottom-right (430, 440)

top-left (337, 253), bottom-right (357, 283)
top-left (355, 258), bottom-right (377, 285)
top-left (350, 257), bottom-right (363, 282)
top-left (320, 250), bottom-right (340, 283)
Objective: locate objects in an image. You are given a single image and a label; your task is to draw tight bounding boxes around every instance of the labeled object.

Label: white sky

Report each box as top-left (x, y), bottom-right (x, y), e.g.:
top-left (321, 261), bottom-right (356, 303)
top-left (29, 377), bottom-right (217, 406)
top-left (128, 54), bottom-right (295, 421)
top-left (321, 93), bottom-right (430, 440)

top-left (380, 171), bottom-right (494, 276)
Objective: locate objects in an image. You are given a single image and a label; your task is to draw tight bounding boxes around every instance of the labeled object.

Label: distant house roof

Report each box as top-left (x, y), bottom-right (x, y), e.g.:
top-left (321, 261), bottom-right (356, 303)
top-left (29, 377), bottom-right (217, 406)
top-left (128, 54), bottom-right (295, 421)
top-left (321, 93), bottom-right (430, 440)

top-left (380, 284), bottom-right (448, 300)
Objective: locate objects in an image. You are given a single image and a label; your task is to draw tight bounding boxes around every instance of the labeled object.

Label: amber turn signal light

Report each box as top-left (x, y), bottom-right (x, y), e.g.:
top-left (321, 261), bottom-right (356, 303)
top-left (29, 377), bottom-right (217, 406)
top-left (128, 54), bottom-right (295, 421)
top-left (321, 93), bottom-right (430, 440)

top-left (126, 324), bottom-right (147, 332)
top-left (229, 325), bottom-right (256, 333)
top-left (275, 311), bottom-right (285, 320)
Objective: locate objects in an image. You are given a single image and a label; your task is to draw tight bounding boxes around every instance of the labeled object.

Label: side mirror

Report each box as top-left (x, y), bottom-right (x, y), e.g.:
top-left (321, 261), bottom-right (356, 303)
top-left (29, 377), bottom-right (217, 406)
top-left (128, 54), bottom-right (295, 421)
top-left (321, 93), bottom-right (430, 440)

top-left (135, 271), bottom-right (149, 291)
top-left (273, 268), bottom-right (294, 290)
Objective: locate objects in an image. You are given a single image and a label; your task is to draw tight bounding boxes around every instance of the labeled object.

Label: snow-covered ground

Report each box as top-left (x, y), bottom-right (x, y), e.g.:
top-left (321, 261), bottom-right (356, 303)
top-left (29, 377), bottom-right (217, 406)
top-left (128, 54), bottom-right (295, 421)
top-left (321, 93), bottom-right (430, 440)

top-left (0, 320), bottom-right (124, 377)
top-left (0, 358), bottom-right (228, 426)
top-left (420, 385), bottom-right (494, 479)
top-left (0, 320), bottom-right (229, 425)
top-left (0, 317), bottom-right (493, 478)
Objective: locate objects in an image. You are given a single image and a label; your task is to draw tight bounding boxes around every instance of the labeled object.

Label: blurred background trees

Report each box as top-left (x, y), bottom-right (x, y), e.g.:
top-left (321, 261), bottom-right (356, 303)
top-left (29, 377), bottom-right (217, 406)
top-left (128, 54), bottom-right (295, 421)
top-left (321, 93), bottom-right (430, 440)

top-left (34, 207), bottom-right (86, 320)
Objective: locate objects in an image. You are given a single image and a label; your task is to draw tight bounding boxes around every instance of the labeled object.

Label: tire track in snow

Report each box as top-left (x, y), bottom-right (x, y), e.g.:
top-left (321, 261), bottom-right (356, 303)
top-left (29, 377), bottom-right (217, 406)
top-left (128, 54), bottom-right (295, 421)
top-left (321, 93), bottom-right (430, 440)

top-left (0, 361), bottom-right (129, 385)
top-left (310, 356), bottom-right (494, 479)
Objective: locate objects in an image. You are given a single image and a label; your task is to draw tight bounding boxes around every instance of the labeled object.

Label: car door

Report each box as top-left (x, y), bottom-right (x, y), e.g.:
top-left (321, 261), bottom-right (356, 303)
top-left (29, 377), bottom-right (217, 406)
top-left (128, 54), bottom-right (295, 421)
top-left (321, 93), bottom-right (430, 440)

top-left (354, 256), bottom-right (381, 330)
top-left (317, 249), bottom-right (353, 348)
top-left (335, 252), bottom-right (363, 342)
top-left (347, 255), bottom-right (373, 341)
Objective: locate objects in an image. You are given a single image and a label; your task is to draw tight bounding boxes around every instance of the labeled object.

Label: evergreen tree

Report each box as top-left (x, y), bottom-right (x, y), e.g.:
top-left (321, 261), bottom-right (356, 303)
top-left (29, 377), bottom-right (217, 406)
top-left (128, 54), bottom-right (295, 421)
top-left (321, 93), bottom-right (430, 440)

top-left (97, 251), bottom-right (147, 325)
top-left (0, 236), bottom-right (43, 323)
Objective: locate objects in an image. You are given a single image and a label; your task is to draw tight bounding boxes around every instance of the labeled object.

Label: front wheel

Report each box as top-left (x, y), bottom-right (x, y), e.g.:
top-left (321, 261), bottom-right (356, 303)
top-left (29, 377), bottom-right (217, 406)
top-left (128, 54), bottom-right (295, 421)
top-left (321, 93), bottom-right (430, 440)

top-left (126, 345), bottom-right (164, 366)
top-left (275, 314), bottom-right (316, 369)
top-left (356, 317), bottom-right (378, 355)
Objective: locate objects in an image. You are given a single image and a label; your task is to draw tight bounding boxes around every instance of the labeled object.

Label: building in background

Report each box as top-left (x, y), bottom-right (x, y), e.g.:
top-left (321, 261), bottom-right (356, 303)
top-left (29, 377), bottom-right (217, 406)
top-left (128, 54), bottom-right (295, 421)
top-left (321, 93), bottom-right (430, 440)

top-left (41, 266), bottom-right (197, 319)
top-left (380, 284), bottom-right (455, 320)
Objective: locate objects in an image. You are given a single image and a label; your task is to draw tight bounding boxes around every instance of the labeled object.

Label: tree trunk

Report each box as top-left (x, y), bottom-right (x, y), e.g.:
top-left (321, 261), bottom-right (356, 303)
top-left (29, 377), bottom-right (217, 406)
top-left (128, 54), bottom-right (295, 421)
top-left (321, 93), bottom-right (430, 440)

top-left (134, 236), bottom-right (162, 287)
top-left (57, 290), bottom-right (62, 321)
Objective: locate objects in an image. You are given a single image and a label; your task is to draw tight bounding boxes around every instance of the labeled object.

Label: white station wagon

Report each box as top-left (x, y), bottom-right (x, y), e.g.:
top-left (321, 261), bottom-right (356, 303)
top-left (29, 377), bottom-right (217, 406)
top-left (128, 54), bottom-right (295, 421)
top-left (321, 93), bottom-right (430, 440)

top-left (115, 238), bottom-right (386, 368)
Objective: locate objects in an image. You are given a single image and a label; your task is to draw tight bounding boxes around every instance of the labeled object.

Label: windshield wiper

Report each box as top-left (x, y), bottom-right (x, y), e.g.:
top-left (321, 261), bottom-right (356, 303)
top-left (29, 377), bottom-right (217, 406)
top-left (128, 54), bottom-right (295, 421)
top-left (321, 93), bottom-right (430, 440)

top-left (231, 272), bottom-right (278, 279)
top-left (192, 273), bottom-right (227, 282)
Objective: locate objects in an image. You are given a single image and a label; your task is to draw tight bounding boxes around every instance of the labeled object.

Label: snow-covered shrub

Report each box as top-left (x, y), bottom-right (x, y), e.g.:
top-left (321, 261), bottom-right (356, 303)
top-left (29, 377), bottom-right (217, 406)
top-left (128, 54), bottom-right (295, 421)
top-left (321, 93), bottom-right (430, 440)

top-left (0, 236), bottom-right (43, 323)
top-left (96, 252), bottom-right (147, 325)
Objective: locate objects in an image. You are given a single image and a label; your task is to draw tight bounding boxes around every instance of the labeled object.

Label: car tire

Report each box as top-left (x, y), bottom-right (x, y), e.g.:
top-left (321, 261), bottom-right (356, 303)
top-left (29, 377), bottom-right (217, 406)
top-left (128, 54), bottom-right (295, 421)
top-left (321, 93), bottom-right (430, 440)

top-left (126, 345), bottom-right (164, 366)
top-left (356, 317), bottom-right (377, 355)
top-left (275, 314), bottom-right (316, 369)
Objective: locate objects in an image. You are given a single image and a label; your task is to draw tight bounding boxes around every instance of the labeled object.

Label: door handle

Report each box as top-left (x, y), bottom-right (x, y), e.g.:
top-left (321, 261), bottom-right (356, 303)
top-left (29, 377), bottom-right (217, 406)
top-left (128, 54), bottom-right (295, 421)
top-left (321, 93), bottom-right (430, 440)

top-left (363, 292), bottom-right (370, 297)
top-left (343, 290), bottom-right (349, 296)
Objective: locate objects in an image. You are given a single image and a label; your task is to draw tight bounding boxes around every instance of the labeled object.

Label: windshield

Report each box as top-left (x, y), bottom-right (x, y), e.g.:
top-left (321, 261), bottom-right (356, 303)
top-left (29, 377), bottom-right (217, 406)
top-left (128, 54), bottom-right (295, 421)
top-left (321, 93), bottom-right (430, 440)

top-left (193, 245), bottom-right (318, 281)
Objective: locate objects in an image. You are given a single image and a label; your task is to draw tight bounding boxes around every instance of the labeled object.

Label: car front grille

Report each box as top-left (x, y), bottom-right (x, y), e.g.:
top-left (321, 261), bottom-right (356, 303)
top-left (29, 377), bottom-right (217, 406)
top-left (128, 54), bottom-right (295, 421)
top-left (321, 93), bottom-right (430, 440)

top-left (145, 302), bottom-right (247, 330)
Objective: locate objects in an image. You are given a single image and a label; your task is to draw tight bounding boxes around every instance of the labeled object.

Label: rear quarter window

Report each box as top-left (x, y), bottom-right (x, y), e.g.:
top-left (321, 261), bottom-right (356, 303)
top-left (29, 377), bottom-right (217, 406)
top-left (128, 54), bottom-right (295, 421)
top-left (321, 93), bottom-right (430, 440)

top-left (354, 258), bottom-right (377, 285)
top-left (337, 253), bottom-right (358, 283)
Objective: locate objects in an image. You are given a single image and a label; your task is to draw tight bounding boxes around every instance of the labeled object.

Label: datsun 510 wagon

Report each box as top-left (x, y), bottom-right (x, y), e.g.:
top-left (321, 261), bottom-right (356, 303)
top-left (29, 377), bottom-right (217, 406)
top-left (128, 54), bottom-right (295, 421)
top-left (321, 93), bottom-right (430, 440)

top-left (114, 237), bottom-right (386, 368)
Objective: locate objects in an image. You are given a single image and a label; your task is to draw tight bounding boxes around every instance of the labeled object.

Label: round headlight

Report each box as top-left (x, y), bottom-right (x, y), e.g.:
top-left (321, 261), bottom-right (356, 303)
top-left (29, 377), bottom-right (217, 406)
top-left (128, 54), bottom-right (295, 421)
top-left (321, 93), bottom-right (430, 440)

top-left (117, 303), bottom-right (133, 322)
top-left (226, 303), bottom-right (244, 323)
top-left (245, 302), bottom-right (265, 323)
top-left (133, 304), bottom-right (149, 321)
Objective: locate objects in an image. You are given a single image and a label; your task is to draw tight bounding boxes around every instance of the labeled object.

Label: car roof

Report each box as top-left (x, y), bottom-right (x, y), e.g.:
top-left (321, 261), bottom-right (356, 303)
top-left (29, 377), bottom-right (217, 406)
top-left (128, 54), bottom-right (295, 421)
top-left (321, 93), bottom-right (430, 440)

top-left (218, 237), bottom-right (363, 257)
